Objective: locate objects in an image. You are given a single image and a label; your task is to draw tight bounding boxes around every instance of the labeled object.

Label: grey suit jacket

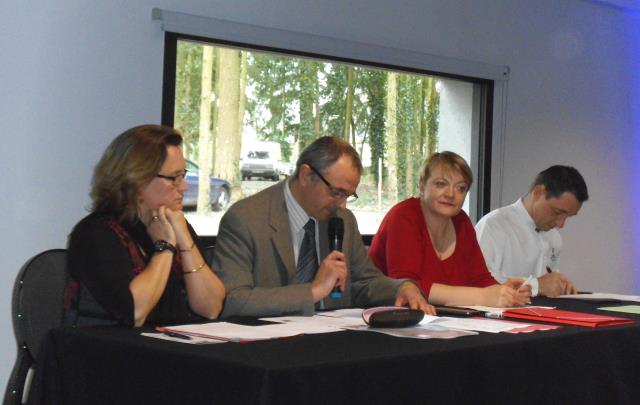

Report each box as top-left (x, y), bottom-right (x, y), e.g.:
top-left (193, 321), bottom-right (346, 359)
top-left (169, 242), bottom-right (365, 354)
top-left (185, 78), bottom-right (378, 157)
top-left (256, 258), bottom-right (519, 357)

top-left (213, 181), bottom-right (403, 317)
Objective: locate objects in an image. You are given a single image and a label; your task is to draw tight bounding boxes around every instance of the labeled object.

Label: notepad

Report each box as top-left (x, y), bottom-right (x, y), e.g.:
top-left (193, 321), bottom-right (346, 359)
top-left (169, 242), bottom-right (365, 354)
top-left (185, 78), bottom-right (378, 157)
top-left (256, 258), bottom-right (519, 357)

top-left (598, 305), bottom-right (640, 315)
top-left (502, 307), bottom-right (634, 327)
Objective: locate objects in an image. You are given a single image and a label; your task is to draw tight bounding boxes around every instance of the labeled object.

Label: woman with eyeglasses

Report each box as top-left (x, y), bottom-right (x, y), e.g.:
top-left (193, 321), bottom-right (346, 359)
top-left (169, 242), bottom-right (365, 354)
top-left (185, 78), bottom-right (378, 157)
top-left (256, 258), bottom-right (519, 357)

top-left (369, 151), bottom-right (531, 308)
top-left (66, 125), bottom-right (225, 326)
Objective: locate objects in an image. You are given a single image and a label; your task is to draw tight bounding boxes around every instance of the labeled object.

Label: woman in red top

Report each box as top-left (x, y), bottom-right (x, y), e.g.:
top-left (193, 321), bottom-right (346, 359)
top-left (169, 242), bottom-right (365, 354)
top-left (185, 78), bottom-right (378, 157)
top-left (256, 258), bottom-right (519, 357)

top-left (369, 151), bottom-right (531, 307)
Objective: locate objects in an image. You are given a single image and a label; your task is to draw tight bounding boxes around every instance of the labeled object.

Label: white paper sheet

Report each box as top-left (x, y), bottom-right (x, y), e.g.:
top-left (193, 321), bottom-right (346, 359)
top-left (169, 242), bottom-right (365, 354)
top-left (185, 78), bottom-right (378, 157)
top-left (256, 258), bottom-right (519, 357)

top-left (427, 317), bottom-right (531, 333)
top-left (262, 314), bottom-right (366, 329)
top-left (347, 324), bottom-right (477, 339)
top-left (460, 305), bottom-right (556, 316)
top-left (316, 308), bottom-right (365, 319)
top-left (141, 332), bottom-right (224, 344)
top-left (163, 321), bottom-right (313, 342)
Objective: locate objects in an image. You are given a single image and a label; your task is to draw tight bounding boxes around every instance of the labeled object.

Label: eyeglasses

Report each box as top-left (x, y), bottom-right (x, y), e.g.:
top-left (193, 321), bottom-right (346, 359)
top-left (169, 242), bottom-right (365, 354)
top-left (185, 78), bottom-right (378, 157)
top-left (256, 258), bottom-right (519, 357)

top-left (308, 165), bottom-right (358, 203)
top-left (156, 170), bottom-right (188, 187)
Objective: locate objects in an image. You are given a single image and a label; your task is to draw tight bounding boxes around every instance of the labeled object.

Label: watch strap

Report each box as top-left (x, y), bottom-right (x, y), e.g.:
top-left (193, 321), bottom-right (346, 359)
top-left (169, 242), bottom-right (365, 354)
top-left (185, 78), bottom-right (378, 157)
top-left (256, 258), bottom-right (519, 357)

top-left (153, 240), bottom-right (177, 254)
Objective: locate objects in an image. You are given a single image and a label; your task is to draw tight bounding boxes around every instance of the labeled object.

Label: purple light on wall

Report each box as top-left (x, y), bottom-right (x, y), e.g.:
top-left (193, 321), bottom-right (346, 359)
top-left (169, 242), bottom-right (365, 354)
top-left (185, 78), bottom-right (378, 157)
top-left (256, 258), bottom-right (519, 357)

top-left (629, 13), bottom-right (640, 293)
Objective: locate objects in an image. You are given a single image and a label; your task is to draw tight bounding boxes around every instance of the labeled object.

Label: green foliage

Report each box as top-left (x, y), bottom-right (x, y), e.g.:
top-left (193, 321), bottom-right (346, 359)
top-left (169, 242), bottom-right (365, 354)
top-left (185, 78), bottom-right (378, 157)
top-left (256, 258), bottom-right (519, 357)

top-left (363, 70), bottom-right (386, 183)
top-left (321, 64), bottom-right (348, 138)
top-left (174, 42), bottom-right (205, 156)
top-left (387, 75), bottom-right (442, 201)
top-left (246, 53), bottom-right (297, 150)
top-left (173, 39), bottom-right (442, 211)
top-left (426, 77), bottom-right (440, 157)
top-left (395, 75), bottom-right (420, 200)
top-left (297, 60), bottom-right (320, 152)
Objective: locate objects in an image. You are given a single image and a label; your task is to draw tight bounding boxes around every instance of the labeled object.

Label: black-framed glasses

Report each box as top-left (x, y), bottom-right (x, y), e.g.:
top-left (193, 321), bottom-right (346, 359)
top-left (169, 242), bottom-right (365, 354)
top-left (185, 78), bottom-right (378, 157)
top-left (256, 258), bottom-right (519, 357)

top-left (157, 170), bottom-right (188, 187)
top-left (308, 165), bottom-right (358, 203)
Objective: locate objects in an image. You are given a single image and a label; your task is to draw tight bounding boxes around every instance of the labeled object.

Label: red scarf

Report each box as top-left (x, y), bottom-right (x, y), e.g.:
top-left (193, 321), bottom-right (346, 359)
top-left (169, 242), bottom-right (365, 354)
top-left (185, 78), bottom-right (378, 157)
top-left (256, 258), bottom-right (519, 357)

top-left (105, 217), bottom-right (183, 276)
top-left (64, 216), bottom-right (184, 310)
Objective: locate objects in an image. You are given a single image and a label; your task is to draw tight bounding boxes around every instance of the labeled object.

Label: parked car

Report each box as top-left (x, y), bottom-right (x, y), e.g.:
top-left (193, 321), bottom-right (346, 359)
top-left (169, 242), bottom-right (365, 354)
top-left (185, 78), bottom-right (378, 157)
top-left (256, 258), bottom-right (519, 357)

top-left (278, 161), bottom-right (293, 178)
top-left (182, 159), bottom-right (231, 211)
top-left (240, 141), bottom-right (281, 181)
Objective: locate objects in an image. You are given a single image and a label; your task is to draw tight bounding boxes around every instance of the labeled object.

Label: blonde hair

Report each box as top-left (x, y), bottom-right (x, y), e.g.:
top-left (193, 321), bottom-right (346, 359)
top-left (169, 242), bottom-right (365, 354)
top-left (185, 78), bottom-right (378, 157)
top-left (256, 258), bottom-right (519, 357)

top-left (90, 125), bottom-right (183, 223)
top-left (420, 151), bottom-right (473, 187)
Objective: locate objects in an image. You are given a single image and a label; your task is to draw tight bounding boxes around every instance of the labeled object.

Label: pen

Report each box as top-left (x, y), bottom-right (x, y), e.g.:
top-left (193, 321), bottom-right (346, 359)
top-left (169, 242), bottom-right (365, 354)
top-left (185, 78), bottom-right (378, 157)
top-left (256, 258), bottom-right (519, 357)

top-left (484, 312), bottom-right (503, 319)
top-left (516, 275), bottom-right (534, 305)
top-left (163, 331), bottom-right (192, 341)
top-left (517, 275), bottom-right (533, 293)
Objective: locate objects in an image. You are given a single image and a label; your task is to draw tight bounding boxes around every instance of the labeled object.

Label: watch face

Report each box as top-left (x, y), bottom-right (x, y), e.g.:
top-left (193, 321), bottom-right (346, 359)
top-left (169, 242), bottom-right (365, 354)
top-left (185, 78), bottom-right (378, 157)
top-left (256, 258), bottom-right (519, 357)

top-left (153, 240), bottom-right (175, 253)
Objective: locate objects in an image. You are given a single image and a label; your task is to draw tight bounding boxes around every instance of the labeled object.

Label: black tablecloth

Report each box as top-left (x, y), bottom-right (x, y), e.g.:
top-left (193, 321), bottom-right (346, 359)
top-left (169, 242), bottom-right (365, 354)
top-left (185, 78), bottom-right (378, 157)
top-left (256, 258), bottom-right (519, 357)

top-left (29, 298), bottom-right (640, 405)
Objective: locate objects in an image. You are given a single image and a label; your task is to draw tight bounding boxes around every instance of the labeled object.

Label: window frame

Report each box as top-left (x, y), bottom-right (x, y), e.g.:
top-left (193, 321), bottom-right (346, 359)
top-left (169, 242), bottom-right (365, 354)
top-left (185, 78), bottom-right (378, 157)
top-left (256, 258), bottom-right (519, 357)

top-left (154, 8), bottom-right (508, 243)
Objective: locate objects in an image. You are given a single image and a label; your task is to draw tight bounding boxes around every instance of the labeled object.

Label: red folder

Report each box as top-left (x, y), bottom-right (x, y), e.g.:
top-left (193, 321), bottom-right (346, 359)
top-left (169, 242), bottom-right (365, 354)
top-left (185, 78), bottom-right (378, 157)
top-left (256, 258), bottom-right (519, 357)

top-left (502, 307), bottom-right (634, 327)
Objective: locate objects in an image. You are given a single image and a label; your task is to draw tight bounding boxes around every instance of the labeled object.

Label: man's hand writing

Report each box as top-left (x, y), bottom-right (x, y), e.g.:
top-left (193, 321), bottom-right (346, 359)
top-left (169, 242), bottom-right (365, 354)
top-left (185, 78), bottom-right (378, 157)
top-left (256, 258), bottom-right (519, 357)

top-left (539, 272), bottom-right (575, 297)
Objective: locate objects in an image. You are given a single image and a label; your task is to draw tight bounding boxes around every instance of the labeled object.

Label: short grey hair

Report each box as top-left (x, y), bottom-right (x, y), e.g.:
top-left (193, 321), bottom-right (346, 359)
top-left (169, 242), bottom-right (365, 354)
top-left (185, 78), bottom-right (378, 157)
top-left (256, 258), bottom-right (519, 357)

top-left (293, 136), bottom-right (363, 178)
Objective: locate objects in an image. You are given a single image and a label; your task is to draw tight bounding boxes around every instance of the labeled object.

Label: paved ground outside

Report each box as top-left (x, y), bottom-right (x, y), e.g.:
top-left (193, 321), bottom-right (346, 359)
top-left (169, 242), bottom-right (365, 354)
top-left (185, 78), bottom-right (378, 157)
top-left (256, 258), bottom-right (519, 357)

top-left (186, 209), bottom-right (385, 237)
top-left (186, 178), bottom-right (390, 237)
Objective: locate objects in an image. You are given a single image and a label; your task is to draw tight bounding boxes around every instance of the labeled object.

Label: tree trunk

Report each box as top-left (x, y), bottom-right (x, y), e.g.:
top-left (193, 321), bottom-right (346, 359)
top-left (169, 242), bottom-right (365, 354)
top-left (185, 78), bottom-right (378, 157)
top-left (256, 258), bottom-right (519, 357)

top-left (426, 77), bottom-right (439, 157)
top-left (385, 72), bottom-right (398, 203)
top-left (299, 61), bottom-right (317, 152)
top-left (213, 48), bottom-right (241, 196)
top-left (179, 48), bottom-right (194, 156)
top-left (314, 63), bottom-right (321, 142)
top-left (196, 46), bottom-right (214, 214)
top-left (367, 71), bottom-right (386, 184)
top-left (343, 67), bottom-right (355, 141)
top-left (314, 92), bottom-right (321, 136)
top-left (233, 51), bottom-right (248, 199)
top-left (405, 122), bottom-right (414, 198)
top-left (419, 77), bottom-right (427, 160)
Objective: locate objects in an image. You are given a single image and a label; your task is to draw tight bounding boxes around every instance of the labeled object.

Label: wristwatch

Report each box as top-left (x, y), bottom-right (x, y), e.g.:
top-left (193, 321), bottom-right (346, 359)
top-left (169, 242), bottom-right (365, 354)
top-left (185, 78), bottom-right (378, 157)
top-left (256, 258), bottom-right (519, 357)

top-left (153, 240), bottom-right (176, 255)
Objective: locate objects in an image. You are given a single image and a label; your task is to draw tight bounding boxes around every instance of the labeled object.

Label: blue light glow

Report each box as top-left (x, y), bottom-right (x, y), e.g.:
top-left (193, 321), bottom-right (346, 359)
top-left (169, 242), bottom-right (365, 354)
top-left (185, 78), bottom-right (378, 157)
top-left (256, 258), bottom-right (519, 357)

top-left (629, 13), bottom-right (640, 293)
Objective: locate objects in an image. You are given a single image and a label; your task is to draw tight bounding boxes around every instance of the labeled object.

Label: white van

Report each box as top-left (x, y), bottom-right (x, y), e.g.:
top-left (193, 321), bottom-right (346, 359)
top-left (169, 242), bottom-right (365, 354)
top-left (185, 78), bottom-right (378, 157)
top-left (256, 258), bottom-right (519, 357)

top-left (240, 141), bottom-right (281, 181)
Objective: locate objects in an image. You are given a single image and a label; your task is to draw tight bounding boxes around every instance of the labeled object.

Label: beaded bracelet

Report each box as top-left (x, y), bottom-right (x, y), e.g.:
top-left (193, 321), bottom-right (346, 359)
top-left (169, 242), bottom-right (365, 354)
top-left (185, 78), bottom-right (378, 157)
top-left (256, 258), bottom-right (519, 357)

top-left (184, 262), bottom-right (205, 275)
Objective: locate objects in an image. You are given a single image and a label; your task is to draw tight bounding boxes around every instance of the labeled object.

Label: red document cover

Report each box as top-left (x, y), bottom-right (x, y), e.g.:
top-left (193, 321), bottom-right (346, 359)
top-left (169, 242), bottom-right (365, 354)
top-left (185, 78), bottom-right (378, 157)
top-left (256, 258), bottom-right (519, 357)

top-left (502, 307), bottom-right (634, 327)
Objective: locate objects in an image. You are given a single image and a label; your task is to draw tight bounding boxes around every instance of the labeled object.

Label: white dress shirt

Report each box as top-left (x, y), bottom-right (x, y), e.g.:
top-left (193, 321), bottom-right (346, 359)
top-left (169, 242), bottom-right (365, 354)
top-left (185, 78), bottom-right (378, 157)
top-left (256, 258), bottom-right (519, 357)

top-left (283, 178), bottom-right (319, 265)
top-left (475, 199), bottom-right (562, 297)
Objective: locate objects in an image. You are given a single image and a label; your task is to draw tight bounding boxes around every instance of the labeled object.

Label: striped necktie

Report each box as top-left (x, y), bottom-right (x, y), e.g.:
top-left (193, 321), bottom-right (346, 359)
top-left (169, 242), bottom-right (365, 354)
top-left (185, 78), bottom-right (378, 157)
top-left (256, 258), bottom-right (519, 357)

top-left (294, 219), bottom-right (318, 284)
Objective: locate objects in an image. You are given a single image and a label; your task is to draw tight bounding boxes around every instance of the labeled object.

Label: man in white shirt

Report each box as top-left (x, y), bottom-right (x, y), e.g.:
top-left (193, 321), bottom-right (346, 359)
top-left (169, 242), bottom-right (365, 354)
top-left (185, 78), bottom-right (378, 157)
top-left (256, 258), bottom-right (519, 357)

top-left (475, 166), bottom-right (588, 297)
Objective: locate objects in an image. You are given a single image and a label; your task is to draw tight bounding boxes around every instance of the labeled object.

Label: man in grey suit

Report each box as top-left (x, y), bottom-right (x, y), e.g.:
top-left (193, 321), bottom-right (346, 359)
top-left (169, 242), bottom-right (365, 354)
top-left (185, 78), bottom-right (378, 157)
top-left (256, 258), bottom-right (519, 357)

top-left (213, 136), bottom-right (433, 317)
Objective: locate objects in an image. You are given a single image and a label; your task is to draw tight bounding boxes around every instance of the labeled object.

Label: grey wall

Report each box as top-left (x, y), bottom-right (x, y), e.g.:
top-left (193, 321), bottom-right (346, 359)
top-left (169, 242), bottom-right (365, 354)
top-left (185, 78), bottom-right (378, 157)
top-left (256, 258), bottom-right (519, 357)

top-left (2, 0), bottom-right (639, 386)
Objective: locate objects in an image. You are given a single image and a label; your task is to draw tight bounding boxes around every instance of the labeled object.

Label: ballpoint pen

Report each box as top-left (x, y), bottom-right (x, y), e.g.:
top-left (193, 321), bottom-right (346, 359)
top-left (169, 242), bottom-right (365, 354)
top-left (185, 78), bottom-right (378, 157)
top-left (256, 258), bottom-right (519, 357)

top-left (517, 275), bottom-right (534, 293)
top-left (516, 275), bottom-right (534, 304)
top-left (163, 331), bottom-right (192, 340)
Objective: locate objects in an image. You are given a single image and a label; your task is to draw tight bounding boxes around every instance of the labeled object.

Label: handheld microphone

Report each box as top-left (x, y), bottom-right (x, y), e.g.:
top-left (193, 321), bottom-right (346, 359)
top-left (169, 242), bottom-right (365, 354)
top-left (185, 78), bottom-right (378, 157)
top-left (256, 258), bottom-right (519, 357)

top-left (328, 217), bottom-right (344, 298)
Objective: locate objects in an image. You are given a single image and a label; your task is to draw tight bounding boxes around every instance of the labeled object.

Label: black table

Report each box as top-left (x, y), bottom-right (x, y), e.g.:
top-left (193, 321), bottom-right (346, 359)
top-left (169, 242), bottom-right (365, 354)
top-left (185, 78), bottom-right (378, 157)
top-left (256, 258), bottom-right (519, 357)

top-left (30, 298), bottom-right (640, 405)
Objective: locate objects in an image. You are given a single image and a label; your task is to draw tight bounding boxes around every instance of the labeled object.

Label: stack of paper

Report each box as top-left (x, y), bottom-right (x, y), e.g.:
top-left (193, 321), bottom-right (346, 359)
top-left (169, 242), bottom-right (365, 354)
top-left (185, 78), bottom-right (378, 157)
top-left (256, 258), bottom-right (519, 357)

top-left (159, 321), bottom-right (325, 342)
top-left (151, 305), bottom-right (569, 344)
